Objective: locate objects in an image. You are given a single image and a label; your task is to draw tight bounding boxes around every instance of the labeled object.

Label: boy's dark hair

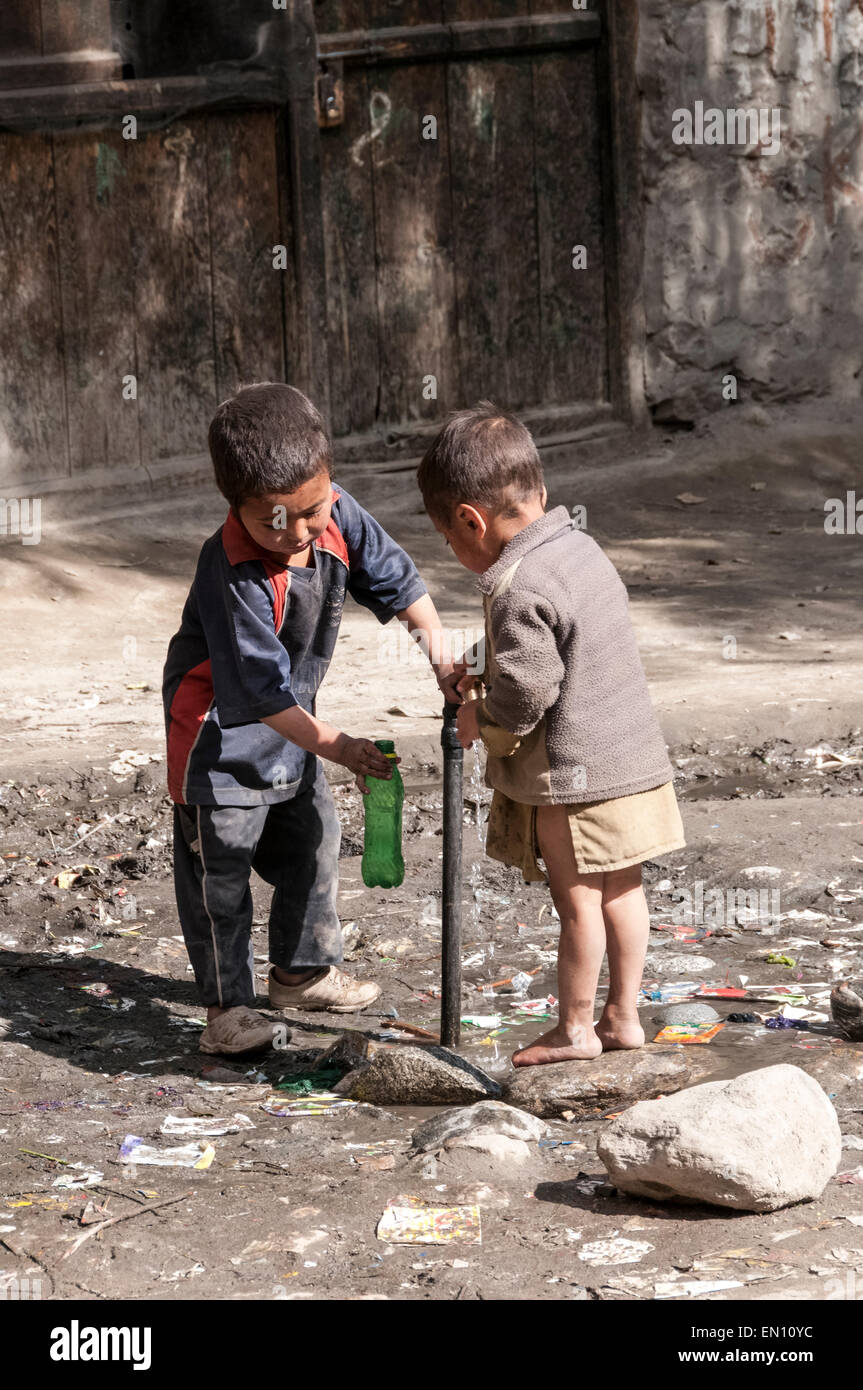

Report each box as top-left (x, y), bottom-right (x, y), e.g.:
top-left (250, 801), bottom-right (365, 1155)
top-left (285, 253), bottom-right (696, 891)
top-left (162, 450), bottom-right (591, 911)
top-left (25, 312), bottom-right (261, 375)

top-left (208, 383), bottom-right (331, 509)
top-left (417, 401), bottom-right (544, 522)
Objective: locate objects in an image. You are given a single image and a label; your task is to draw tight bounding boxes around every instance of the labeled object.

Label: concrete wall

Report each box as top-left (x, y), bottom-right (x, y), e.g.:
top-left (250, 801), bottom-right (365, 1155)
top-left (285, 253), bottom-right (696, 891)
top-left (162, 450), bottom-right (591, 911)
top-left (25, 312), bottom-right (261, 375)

top-left (638, 0), bottom-right (863, 420)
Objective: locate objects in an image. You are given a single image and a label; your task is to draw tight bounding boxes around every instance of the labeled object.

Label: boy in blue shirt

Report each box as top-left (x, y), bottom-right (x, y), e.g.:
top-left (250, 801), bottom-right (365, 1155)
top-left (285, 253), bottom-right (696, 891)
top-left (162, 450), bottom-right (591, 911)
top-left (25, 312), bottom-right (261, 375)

top-left (164, 383), bottom-right (455, 1056)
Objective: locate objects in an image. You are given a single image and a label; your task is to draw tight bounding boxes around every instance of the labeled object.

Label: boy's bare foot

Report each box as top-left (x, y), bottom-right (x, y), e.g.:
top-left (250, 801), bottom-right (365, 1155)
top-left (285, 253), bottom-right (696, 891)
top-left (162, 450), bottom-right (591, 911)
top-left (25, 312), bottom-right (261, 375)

top-left (595, 1005), bottom-right (645, 1051)
top-left (512, 1024), bottom-right (603, 1067)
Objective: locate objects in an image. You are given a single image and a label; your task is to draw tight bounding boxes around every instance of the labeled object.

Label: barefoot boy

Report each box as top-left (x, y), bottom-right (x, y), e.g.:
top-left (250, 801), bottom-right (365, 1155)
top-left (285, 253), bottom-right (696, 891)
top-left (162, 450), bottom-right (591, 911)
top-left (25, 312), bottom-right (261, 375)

top-left (417, 403), bottom-right (685, 1067)
top-left (164, 383), bottom-right (454, 1056)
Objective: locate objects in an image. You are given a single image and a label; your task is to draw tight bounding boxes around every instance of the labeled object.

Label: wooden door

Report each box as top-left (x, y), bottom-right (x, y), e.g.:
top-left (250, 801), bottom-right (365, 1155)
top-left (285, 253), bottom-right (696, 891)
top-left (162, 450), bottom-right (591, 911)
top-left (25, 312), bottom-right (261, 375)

top-left (313, 1), bottom-right (613, 445)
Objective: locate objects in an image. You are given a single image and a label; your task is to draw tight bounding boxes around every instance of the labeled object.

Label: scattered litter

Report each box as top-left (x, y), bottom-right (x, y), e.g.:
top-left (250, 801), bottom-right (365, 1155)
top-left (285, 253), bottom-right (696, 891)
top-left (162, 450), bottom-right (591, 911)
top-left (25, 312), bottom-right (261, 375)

top-left (374, 937), bottom-right (415, 958)
top-left (641, 982), bottom-right (705, 1003)
top-left (118, 1136), bottom-right (215, 1170)
top-left (261, 1093), bottom-right (358, 1117)
top-left (727, 1012), bottom-right (760, 1023)
top-left (354, 1154), bottom-right (396, 1172)
top-left (53, 866), bottom-right (99, 890)
top-left (644, 955), bottom-right (715, 975)
top-left (461, 1015), bottom-right (503, 1029)
top-left (510, 996), bottom-right (558, 1017)
top-left (108, 750), bottom-right (162, 778)
top-left (655, 1279), bottom-right (743, 1299)
top-left (842, 1136), bottom-right (863, 1150)
top-left (836, 1168), bottom-right (863, 1185)
top-left (480, 967), bottom-right (541, 993)
top-left (160, 1114), bottom-right (254, 1137)
top-left (653, 1022), bottom-right (725, 1045)
top-left (274, 1071), bottom-right (343, 1095)
top-left (52, 1166), bottom-right (104, 1190)
top-left (377, 1195), bottom-right (481, 1245)
top-left (746, 988), bottom-right (808, 1005)
top-left (578, 1235), bottom-right (654, 1266)
top-left (675, 492), bottom-right (706, 505)
top-left (80, 1200), bottom-right (111, 1225)
top-left (827, 879), bottom-right (863, 904)
top-left (765, 953), bottom-right (796, 968)
top-left (765, 1016), bottom-right (808, 1031)
top-left (653, 924), bottom-right (713, 944)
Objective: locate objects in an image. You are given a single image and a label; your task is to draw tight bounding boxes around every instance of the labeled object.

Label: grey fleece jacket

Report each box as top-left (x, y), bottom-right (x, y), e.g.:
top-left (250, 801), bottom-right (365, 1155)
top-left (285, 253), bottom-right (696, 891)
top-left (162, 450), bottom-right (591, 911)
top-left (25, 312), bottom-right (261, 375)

top-left (474, 506), bottom-right (673, 805)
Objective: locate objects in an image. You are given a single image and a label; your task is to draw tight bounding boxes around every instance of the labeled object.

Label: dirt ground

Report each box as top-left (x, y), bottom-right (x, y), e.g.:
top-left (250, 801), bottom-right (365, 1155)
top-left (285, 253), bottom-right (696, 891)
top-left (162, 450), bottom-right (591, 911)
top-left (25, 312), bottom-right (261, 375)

top-left (1, 402), bottom-right (863, 1303)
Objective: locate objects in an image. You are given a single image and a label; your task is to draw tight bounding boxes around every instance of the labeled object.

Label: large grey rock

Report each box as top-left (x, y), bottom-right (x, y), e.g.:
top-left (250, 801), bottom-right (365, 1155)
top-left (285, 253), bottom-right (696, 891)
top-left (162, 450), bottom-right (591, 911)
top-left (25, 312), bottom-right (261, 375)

top-left (598, 1063), bottom-right (842, 1212)
top-left (504, 1049), bottom-right (714, 1119)
top-left (411, 1100), bottom-right (546, 1154)
top-left (334, 1044), bottom-right (501, 1106)
top-left (655, 1002), bottom-right (720, 1026)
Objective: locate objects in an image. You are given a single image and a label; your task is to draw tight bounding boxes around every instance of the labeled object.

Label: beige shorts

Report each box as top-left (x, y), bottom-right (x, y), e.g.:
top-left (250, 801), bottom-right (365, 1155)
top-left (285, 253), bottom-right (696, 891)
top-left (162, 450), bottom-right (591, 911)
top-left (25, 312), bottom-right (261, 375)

top-left (486, 781), bottom-right (686, 881)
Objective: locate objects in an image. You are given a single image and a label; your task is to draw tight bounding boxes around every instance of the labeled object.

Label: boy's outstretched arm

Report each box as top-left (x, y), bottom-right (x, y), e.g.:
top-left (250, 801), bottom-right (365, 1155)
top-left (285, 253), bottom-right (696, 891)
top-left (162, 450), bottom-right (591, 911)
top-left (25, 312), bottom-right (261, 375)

top-left (395, 593), bottom-right (461, 702)
top-left (261, 706), bottom-right (393, 793)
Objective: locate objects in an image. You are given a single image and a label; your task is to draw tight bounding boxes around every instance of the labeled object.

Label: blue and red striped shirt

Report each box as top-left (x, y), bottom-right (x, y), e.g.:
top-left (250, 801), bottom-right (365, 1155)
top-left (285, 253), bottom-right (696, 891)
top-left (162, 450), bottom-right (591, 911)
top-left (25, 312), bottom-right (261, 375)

top-left (162, 485), bottom-right (426, 805)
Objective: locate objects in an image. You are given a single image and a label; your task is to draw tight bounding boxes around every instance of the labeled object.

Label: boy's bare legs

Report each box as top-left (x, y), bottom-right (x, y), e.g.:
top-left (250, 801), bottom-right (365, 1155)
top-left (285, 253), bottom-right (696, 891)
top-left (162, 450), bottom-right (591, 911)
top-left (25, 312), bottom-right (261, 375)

top-left (595, 864), bottom-right (648, 1050)
top-left (512, 805), bottom-right (605, 1066)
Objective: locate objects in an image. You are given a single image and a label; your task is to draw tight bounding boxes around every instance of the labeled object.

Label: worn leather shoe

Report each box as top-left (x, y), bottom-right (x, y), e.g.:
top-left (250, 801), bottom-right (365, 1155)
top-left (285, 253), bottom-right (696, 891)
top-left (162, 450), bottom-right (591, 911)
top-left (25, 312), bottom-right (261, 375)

top-left (268, 965), bottom-right (381, 1013)
top-left (199, 1005), bottom-right (286, 1055)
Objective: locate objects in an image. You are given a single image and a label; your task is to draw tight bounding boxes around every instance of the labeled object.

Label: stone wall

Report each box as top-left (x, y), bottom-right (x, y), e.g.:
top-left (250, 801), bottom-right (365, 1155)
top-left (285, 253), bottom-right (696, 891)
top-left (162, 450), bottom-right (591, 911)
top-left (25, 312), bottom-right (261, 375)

top-left (638, 0), bottom-right (863, 420)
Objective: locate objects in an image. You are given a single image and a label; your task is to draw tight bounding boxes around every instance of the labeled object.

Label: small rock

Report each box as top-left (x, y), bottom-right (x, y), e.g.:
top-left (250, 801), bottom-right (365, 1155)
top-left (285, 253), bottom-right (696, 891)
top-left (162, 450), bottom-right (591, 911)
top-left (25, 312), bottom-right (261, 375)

top-left (504, 1050), bottom-right (714, 1119)
top-left (655, 1002), bottom-right (720, 1026)
top-left (644, 954), bottom-right (715, 975)
top-left (598, 1063), bottom-right (841, 1212)
top-left (411, 1100), bottom-right (546, 1154)
top-left (334, 1044), bottom-right (501, 1106)
top-left (316, 1030), bottom-right (372, 1073)
top-left (446, 1133), bottom-right (532, 1163)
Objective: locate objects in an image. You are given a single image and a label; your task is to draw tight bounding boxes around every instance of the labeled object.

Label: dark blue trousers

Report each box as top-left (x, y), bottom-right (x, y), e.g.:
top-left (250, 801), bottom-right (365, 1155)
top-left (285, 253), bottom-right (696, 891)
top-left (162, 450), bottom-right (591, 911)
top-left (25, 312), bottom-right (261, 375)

top-left (173, 763), bottom-right (343, 1009)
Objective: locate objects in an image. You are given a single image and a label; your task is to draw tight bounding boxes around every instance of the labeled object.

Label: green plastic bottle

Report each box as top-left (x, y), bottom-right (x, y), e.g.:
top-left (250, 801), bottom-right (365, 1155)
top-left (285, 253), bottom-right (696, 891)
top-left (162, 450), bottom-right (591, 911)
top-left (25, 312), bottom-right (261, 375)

top-left (361, 740), bottom-right (405, 888)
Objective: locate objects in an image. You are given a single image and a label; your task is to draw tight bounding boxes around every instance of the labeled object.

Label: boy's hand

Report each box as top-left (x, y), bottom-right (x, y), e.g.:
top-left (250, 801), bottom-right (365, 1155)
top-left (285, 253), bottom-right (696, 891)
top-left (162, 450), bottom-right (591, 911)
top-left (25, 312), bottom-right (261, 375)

top-left (336, 734), bottom-right (399, 794)
top-left (456, 671), bottom-right (480, 700)
top-left (456, 699), bottom-right (480, 749)
top-left (437, 662), bottom-right (465, 704)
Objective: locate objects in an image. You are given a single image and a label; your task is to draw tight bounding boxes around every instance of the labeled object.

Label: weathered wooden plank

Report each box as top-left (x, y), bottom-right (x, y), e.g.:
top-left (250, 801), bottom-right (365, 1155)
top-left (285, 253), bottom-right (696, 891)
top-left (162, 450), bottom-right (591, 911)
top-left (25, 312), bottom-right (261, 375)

top-left (533, 47), bottom-right (608, 404)
top-left (282, 0), bottom-right (331, 421)
top-left (447, 56), bottom-right (540, 411)
top-left (0, 54), bottom-right (121, 91)
top-left (599, 0), bottom-right (647, 423)
top-left (367, 1), bottom-right (444, 33)
top-left (0, 3), bottom-right (42, 58)
top-left (53, 129), bottom-right (140, 473)
top-left (205, 109), bottom-right (285, 401)
top-left (0, 132), bottom-right (70, 484)
top-left (318, 13), bottom-right (600, 62)
top-left (39, 0), bottom-right (113, 53)
top-left (442, 0), bottom-right (524, 21)
top-left (127, 119), bottom-right (217, 461)
top-left (0, 72), bottom-right (292, 135)
top-left (319, 64), bottom-right (380, 435)
top-left (313, 0), bottom-right (368, 34)
top-left (370, 59), bottom-right (457, 426)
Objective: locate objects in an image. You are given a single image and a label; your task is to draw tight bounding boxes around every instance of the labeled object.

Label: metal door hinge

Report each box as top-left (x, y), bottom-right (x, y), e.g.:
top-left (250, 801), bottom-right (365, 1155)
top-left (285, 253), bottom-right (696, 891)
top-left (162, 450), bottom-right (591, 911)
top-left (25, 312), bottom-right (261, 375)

top-left (315, 59), bottom-right (344, 127)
